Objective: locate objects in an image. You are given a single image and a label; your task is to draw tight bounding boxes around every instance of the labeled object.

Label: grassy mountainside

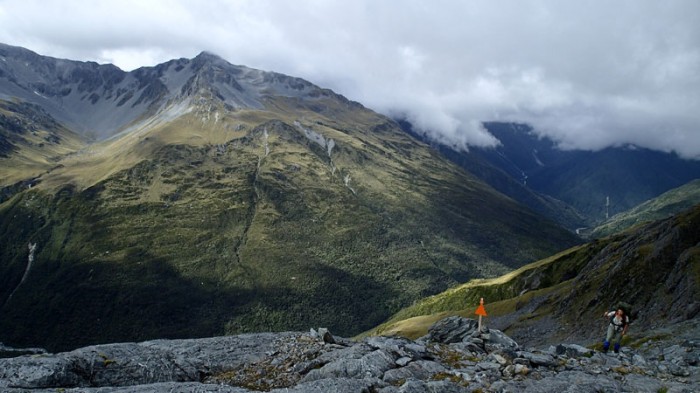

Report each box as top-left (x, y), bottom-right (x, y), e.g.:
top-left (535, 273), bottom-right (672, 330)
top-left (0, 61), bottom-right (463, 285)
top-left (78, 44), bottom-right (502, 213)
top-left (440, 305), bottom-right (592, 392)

top-left (588, 179), bottom-right (700, 238)
top-left (0, 99), bottom-right (86, 187)
top-left (0, 84), bottom-right (580, 352)
top-left (396, 119), bottom-right (587, 231)
top-left (367, 203), bottom-right (700, 346)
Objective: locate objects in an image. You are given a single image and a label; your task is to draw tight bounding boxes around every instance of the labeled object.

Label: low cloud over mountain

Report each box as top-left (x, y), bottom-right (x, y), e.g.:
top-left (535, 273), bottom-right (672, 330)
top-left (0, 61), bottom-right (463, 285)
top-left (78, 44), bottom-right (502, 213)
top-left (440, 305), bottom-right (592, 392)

top-left (1, 1), bottom-right (698, 157)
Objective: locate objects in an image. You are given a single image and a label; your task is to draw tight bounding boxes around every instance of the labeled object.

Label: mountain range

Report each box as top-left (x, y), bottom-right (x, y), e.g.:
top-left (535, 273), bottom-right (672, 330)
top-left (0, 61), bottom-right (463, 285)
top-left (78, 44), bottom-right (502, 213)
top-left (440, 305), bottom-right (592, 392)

top-left (1, 43), bottom-right (699, 354)
top-left (0, 43), bottom-right (580, 351)
top-left (399, 120), bottom-right (700, 230)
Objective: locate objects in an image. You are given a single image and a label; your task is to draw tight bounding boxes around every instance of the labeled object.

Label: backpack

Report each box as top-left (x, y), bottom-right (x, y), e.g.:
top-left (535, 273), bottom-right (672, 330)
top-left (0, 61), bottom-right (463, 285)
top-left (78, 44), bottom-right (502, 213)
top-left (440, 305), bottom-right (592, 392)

top-left (616, 302), bottom-right (632, 317)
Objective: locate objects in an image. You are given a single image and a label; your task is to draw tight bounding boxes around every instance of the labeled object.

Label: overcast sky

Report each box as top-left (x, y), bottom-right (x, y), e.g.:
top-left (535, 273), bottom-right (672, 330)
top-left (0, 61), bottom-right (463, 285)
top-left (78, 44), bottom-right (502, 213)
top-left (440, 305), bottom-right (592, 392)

top-left (1, 0), bottom-right (699, 158)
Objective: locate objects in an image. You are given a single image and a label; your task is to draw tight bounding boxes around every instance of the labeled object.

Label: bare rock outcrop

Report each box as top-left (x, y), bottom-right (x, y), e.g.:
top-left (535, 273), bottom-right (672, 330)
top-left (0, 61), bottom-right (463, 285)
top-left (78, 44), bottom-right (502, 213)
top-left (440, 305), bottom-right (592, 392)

top-left (1, 317), bottom-right (698, 392)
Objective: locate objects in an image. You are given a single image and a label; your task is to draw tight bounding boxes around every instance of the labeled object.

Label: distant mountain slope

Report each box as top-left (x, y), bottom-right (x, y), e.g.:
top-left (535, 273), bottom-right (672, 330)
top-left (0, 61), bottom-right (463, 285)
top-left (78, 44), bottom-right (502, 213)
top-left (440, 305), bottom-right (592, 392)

top-left (396, 120), bottom-right (586, 231)
top-left (588, 179), bottom-right (700, 238)
top-left (0, 46), bottom-right (580, 352)
top-left (479, 122), bottom-right (700, 223)
top-left (402, 120), bottom-right (700, 227)
top-left (0, 99), bottom-right (85, 187)
top-left (367, 203), bottom-right (700, 347)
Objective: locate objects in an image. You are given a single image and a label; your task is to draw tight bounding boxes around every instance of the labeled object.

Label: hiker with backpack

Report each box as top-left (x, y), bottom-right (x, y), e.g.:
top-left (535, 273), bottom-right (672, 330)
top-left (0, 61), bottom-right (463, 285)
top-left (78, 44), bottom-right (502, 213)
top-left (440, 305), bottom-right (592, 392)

top-left (602, 305), bottom-right (630, 353)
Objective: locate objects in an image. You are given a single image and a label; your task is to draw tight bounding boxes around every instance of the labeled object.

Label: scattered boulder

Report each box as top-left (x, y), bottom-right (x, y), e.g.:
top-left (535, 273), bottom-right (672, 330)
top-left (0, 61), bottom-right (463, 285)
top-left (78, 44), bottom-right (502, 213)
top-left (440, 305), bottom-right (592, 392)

top-left (552, 343), bottom-right (593, 358)
top-left (423, 316), bottom-right (479, 344)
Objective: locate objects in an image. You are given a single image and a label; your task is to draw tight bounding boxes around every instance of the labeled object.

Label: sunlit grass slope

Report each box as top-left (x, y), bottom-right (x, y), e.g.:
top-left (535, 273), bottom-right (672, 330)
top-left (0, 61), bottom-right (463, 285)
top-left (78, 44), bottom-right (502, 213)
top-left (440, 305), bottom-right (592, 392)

top-left (0, 99), bottom-right (86, 186)
top-left (588, 179), bottom-right (700, 238)
top-left (364, 204), bottom-right (700, 345)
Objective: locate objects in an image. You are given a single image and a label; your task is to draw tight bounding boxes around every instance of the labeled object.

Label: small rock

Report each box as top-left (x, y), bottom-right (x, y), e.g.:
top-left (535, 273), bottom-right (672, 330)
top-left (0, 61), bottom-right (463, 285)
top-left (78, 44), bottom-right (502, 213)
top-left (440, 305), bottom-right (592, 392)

top-left (317, 328), bottom-right (336, 344)
top-left (489, 353), bottom-right (508, 365)
top-left (395, 356), bottom-right (412, 366)
top-left (513, 357), bottom-right (531, 366)
top-left (477, 361), bottom-right (502, 371)
top-left (554, 343), bottom-right (593, 358)
top-left (518, 351), bottom-right (557, 368)
top-left (514, 364), bottom-right (529, 375)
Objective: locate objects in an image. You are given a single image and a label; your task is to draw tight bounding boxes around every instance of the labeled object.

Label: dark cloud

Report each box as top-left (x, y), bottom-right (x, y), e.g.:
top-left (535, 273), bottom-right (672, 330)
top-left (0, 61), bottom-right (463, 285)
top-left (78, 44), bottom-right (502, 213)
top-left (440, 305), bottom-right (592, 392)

top-left (1, 0), bottom-right (698, 157)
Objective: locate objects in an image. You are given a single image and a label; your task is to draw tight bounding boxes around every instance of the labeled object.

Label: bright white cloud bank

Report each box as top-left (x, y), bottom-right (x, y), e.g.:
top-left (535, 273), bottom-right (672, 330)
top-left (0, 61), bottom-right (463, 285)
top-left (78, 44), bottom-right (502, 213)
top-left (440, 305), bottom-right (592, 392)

top-left (1, 0), bottom-right (698, 157)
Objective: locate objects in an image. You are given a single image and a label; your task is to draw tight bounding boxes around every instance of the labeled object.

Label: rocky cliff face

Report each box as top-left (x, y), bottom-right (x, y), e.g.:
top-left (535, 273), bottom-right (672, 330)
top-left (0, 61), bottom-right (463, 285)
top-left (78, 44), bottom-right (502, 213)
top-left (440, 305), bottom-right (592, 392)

top-left (1, 316), bottom-right (698, 392)
top-left (0, 43), bottom-right (337, 140)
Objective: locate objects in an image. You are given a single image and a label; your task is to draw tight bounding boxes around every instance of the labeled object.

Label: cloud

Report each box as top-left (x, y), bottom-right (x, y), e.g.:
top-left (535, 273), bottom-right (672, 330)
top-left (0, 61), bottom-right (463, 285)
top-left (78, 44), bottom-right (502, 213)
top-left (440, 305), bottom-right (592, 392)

top-left (1, 0), bottom-right (699, 158)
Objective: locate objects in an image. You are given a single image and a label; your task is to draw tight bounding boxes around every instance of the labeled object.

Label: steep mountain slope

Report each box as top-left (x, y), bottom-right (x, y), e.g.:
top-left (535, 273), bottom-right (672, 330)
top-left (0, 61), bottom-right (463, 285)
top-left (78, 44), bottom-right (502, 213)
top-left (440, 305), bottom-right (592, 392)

top-left (0, 47), bottom-right (580, 352)
top-left (367, 203), bottom-right (700, 347)
top-left (478, 122), bottom-right (700, 224)
top-left (589, 179), bottom-right (700, 238)
top-left (0, 99), bottom-right (86, 187)
top-left (0, 43), bottom-right (159, 140)
top-left (396, 120), bottom-right (587, 231)
top-left (403, 120), bottom-right (700, 227)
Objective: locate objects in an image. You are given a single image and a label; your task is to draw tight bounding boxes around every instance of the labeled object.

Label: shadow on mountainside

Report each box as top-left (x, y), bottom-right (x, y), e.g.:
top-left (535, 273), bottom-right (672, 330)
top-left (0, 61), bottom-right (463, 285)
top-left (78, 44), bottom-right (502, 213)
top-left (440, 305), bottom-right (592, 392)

top-left (0, 247), bottom-right (398, 353)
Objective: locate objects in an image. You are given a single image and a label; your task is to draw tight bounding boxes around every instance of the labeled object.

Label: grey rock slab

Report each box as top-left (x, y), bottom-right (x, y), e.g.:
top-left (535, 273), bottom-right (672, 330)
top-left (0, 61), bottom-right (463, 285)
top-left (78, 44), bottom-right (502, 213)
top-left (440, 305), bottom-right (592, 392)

top-left (423, 316), bottom-right (479, 344)
top-left (302, 348), bottom-right (396, 382)
top-left (495, 370), bottom-right (622, 392)
top-left (620, 374), bottom-right (668, 393)
top-left (395, 356), bottom-right (412, 366)
top-left (0, 333), bottom-right (294, 389)
top-left (271, 377), bottom-right (381, 393)
top-left (476, 361), bottom-right (501, 371)
top-left (382, 360), bottom-right (447, 384)
top-left (484, 329), bottom-right (520, 352)
top-left (517, 351), bottom-right (558, 368)
top-left (380, 379), bottom-right (471, 393)
top-left (0, 382), bottom-right (251, 392)
top-left (364, 335), bottom-right (411, 350)
top-left (0, 353), bottom-right (81, 388)
top-left (553, 343), bottom-right (594, 358)
top-left (402, 343), bottom-right (429, 359)
top-left (308, 342), bottom-right (373, 365)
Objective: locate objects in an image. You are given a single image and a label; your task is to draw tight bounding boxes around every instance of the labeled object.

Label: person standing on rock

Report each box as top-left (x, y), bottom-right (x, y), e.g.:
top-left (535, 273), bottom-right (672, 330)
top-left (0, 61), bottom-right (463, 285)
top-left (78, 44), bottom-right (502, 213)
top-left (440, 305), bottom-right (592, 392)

top-left (602, 307), bottom-right (629, 353)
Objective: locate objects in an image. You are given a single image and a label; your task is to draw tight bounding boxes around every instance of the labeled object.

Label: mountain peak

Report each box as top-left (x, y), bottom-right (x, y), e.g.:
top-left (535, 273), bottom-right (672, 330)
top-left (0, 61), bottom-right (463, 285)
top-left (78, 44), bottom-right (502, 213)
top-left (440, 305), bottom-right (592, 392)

top-left (191, 50), bottom-right (227, 66)
top-left (195, 50), bottom-right (221, 59)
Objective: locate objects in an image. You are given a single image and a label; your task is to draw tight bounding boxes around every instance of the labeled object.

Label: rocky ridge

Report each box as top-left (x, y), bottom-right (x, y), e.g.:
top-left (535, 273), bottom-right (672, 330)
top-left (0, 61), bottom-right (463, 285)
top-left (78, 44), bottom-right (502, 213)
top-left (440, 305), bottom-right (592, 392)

top-left (0, 43), bottom-right (338, 140)
top-left (1, 316), bottom-right (697, 392)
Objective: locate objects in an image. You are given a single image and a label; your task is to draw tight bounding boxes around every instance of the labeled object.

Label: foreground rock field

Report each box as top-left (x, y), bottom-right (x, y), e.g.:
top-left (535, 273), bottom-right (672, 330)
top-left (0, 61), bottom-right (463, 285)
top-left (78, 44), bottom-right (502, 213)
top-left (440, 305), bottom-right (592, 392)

top-left (1, 317), bottom-right (698, 392)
